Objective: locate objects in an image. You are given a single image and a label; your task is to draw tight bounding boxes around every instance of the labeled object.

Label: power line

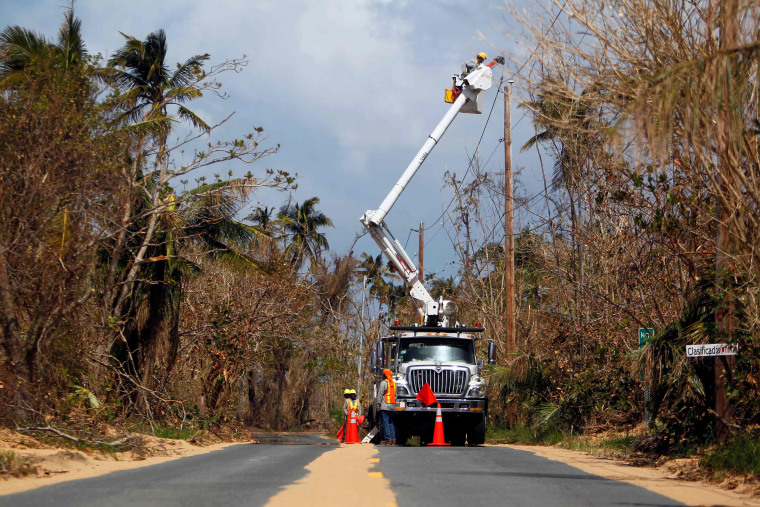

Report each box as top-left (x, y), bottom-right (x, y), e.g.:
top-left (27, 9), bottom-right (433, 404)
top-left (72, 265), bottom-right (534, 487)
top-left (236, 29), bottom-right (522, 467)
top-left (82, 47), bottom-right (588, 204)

top-left (419, 75), bottom-right (505, 234)
top-left (504, 0), bottom-right (568, 82)
top-left (381, 4), bottom-right (570, 262)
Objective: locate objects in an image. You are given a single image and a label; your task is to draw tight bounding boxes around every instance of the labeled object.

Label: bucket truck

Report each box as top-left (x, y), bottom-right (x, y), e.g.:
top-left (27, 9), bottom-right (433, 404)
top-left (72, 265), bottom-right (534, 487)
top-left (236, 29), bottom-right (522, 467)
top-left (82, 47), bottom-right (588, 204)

top-left (361, 56), bottom-right (503, 446)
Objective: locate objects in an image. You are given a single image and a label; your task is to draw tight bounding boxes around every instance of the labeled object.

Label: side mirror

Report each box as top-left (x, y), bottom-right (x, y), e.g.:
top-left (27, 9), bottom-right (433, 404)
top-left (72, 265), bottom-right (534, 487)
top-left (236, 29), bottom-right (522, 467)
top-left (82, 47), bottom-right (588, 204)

top-left (488, 342), bottom-right (496, 364)
top-left (370, 351), bottom-right (377, 372)
top-left (375, 342), bottom-right (384, 367)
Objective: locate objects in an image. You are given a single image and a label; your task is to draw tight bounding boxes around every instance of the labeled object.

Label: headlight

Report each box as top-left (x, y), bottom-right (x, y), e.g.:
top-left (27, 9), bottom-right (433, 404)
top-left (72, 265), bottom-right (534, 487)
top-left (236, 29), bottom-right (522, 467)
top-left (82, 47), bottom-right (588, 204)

top-left (397, 385), bottom-right (410, 396)
top-left (467, 384), bottom-right (486, 397)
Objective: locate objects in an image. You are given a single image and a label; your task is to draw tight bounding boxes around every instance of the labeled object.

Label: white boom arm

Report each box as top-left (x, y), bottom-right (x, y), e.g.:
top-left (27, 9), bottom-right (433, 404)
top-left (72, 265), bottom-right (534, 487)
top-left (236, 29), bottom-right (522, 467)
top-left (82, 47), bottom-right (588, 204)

top-left (360, 57), bottom-right (503, 326)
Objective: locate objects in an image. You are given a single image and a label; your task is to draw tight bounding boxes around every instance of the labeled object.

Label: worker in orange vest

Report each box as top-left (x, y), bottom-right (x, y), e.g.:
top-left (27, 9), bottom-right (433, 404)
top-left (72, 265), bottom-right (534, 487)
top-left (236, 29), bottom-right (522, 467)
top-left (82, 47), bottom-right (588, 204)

top-left (377, 369), bottom-right (397, 445)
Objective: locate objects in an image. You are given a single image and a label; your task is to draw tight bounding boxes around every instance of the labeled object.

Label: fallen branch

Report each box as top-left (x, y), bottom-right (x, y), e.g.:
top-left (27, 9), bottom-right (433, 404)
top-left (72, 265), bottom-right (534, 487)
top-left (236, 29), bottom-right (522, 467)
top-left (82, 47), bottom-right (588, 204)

top-left (16, 426), bottom-right (143, 451)
top-left (92, 435), bottom-right (141, 449)
top-left (16, 425), bottom-right (79, 443)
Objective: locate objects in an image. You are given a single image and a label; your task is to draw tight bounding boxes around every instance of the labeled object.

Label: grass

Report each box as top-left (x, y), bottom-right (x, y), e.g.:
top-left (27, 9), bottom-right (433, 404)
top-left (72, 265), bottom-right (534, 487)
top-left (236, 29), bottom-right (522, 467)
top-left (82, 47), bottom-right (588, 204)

top-left (701, 434), bottom-right (760, 476)
top-left (127, 419), bottom-right (212, 441)
top-left (560, 434), bottom-right (637, 459)
top-left (151, 425), bottom-right (201, 440)
top-left (0, 451), bottom-right (15, 473)
top-left (0, 451), bottom-right (34, 477)
top-left (486, 423), bottom-right (565, 445)
top-left (487, 423), bottom-right (641, 461)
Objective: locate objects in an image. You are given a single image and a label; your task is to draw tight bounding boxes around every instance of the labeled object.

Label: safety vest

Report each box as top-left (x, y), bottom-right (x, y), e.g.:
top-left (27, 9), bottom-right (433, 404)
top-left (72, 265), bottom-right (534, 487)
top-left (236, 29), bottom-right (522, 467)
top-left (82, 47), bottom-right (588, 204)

top-left (384, 379), bottom-right (396, 404)
top-left (347, 399), bottom-right (359, 412)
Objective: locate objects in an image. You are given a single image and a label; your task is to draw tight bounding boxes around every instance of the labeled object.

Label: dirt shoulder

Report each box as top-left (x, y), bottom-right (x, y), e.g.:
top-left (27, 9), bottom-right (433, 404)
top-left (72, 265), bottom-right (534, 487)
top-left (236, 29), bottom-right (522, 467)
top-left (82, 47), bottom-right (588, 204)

top-left (0, 427), bottom-right (232, 496)
top-left (504, 444), bottom-right (760, 507)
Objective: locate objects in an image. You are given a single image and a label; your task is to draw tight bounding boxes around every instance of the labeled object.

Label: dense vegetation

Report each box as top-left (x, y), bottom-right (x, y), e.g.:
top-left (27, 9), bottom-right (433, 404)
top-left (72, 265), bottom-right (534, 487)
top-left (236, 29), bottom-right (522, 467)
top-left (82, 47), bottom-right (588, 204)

top-left (1, 1), bottom-right (759, 474)
top-left (0, 11), bottom-right (356, 433)
top-left (448, 0), bottom-right (760, 455)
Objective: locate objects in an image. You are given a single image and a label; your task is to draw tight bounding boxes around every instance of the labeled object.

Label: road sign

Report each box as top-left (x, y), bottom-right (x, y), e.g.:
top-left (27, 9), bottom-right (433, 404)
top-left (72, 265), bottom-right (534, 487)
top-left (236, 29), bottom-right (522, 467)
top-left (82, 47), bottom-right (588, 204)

top-left (686, 343), bottom-right (738, 357)
top-left (638, 328), bottom-right (654, 348)
top-left (637, 328), bottom-right (654, 429)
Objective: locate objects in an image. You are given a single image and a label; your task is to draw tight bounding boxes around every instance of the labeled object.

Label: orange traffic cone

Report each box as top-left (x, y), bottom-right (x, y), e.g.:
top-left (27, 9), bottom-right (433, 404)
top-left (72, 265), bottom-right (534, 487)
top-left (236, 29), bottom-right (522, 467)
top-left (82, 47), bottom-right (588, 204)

top-left (345, 410), bottom-right (361, 444)
top-left (428, 403), bottom-right (449, 446)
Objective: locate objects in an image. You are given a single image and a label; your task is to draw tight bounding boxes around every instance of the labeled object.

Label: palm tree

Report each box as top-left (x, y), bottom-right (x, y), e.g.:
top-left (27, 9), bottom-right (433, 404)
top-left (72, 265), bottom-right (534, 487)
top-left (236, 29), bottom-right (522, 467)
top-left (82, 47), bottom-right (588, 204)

top-left (104, 30), bottom-right (212, 322)
top-left (111, 178), bottom-right (265, 394)
top-left (246, 205), bottom-right (278, 237)
top-left (108, 29), bottom-right (209, 133)
top-left (520, 79), bottom-right (601, 323)
top-left (520, 81), bottom-right (598, 194)
top-left (359, 252), bottom-right (391, 301)
top-left (429, 276), bottom-right (457, 300)
top-left (0, 9), bottom-right (86, 86)
top-left (105, 30), bottom-right (218, 402)
top-left (277, 197), bottom-right (333, 270)
top-left (106, 29), bottom-right (212, 319)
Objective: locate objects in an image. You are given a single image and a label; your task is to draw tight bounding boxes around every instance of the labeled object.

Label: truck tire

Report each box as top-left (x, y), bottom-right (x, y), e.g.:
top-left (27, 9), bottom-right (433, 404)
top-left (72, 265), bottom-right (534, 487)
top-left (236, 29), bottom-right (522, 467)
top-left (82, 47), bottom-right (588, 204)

top-left (395, 426), bottom-right (408, 446)
top-left (420, 427), bottom-right (433, 446)
top-left (467, 414), bottom-right (486, 446)
top-left (448, 421), bottom-right (466, 446)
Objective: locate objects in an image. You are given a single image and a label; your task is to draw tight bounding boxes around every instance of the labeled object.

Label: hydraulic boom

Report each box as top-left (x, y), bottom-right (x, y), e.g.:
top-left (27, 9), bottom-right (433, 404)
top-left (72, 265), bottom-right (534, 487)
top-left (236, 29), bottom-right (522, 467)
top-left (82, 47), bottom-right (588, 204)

top-left (359, 56), bottom-right (504, 326)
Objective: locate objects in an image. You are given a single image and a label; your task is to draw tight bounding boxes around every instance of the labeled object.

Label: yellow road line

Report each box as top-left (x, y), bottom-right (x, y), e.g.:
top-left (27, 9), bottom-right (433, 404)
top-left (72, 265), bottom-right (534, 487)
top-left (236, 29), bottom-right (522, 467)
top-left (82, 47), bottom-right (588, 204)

top-left (265, 444), bottom-right (397, 506)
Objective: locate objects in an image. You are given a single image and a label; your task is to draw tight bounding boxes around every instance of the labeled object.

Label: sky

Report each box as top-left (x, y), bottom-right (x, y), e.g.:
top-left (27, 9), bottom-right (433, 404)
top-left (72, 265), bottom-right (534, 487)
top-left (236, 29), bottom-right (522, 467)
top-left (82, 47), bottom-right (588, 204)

top-left (1, 0), bottom-right (549, 279)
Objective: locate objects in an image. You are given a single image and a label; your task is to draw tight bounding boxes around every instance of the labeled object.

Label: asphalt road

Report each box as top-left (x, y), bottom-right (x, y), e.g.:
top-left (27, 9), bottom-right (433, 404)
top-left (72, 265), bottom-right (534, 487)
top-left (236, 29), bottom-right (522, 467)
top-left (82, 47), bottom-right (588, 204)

top-left (0, 436), bottom-right (685, 507)
top-left (375, 446), bottom-right (685, 507)
top-left (0, 433), bottom-right (335, 507)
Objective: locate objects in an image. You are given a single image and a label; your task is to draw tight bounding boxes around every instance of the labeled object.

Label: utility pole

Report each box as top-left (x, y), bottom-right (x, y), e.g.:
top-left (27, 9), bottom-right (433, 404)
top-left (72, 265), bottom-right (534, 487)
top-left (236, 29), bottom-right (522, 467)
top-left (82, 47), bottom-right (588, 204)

top-left (419, 223), bottom-right (424, 325)
top-left (358, 275), bottom-right (367, 395)
top-left (715, 0), bottom-right (738, 440)
top-left (418, 222), bottom-right (424, 284)
top-left (504, 81), bottom-right (516, 355)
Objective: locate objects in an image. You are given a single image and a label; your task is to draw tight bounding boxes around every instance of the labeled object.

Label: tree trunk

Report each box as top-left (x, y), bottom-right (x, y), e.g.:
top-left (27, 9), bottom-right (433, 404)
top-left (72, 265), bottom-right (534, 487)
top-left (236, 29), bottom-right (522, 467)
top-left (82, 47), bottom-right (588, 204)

top-left (0, 251), bottom-right (30, 420)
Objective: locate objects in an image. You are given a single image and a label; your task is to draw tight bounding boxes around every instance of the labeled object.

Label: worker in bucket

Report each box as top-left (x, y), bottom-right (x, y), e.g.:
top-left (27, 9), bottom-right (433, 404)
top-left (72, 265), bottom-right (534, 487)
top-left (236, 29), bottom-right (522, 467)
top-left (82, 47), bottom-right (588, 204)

top-left (462, 52), bottom-right (487, 77)
top-left (377, 369), bottom-right (397, 445)
top-left (453, 52), bottom-right (487, 95)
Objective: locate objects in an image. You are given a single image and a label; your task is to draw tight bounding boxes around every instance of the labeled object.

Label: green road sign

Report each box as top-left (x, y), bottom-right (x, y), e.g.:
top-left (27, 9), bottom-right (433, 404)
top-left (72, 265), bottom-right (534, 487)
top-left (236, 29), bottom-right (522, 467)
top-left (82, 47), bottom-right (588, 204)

top-left (638, 327), bottom-right (654, 429)
top-left (639, 328), bottom-right (654, 348)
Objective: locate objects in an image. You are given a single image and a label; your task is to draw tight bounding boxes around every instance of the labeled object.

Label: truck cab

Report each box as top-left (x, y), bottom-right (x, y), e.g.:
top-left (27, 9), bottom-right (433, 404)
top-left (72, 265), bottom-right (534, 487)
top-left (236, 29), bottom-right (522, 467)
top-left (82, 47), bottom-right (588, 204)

top-left (369, 325), bottom-right (495, 446)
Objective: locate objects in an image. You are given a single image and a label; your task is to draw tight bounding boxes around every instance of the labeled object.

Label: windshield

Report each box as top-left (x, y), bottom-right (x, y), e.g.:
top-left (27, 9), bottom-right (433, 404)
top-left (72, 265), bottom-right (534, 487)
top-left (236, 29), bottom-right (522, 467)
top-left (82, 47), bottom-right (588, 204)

top-left (398, 337), bottom-right (475, 364)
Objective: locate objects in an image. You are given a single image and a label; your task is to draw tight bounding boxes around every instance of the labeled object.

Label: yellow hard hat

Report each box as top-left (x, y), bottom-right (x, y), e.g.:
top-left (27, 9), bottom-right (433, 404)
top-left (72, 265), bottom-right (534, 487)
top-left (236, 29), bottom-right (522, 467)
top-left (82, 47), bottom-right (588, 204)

top-left (477, 52), bottom-right (487, 59)
top-left (344, 388), bottom-right (351, 394)
top-left (350, 389), bottom-right (357, 394)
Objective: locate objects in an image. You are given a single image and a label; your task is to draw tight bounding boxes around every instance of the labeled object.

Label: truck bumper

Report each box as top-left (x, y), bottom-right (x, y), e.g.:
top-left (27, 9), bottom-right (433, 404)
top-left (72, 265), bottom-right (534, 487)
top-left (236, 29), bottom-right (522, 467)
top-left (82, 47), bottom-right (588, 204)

top-left (393, 397), bottom-right (487, 413)
top-left (390, 399), bottom-right (487, 441)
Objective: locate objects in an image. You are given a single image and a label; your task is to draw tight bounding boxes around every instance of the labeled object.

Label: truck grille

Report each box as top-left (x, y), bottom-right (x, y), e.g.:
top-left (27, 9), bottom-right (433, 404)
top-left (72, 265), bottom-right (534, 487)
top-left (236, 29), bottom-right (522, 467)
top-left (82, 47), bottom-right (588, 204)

top-left (408, 368), bottom-right (468, 396)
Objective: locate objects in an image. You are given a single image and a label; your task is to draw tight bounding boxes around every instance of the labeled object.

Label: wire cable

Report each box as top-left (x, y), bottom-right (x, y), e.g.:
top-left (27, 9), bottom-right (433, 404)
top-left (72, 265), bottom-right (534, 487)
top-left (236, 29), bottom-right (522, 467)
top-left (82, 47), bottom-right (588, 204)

top-left (419, 74), bottom-right (505, 235)
top-left (376, 4), bottom-right (570, 267)
top-left (415, 2), bottom-right (568, 255)
top-left (505, 0), bottom-right (568, 82)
